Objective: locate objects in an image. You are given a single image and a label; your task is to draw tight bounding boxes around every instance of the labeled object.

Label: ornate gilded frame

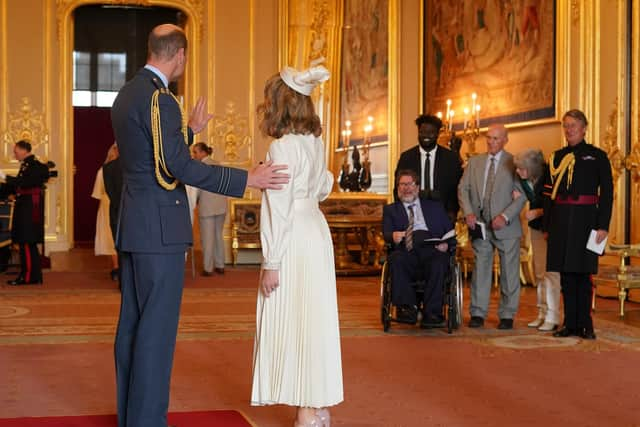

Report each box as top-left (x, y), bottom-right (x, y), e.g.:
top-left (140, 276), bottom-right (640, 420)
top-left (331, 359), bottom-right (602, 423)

top-left (56, 0), bottom-right (203, 246)
top-left (419, 0), bottom-right (570, 129)
top-left (278, 0), bottom-right (399, 198)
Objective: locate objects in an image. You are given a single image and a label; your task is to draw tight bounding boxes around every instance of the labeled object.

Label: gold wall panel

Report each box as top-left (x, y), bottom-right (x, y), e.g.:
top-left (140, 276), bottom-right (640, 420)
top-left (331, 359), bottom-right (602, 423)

top-left (631, 0), bottom-right (640, 244)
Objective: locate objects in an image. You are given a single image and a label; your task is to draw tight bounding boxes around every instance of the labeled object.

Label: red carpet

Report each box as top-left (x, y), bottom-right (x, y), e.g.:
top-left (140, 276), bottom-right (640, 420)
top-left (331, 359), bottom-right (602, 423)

top-left (0, 410), bottom-right (254, 427)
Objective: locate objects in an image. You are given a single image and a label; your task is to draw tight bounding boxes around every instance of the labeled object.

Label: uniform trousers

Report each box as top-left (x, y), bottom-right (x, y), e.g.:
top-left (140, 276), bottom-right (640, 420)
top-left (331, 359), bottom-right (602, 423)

top-left (390, 244), bottom-right (449, 318)
top-left (470, 234), bottom-right (521, 319)
top-left (560, 272), bottom-right (593, 332)
top-left (19, 243), bottom-right (42, 283)
top-left (199, 214), bottom-right (225, 271)
top-left (115, 251), bottom-right (185, 427)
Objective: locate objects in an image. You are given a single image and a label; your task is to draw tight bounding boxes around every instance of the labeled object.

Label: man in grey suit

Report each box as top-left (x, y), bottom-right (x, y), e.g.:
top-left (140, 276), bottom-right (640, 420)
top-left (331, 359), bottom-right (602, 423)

top-left (458, 124), bottom-right (525, 329)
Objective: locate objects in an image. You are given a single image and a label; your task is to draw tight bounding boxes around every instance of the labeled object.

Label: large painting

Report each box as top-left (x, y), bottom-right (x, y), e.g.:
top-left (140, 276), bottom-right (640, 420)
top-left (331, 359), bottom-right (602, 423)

top-left (423, 0), bottom-right (556, 126)
top-left (339, 0), bottom-right (389, 147)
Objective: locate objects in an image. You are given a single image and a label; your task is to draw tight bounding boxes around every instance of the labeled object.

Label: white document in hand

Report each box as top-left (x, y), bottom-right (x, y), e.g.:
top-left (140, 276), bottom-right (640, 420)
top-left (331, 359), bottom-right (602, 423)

top-left (586, 229), bottom-right (607, 255)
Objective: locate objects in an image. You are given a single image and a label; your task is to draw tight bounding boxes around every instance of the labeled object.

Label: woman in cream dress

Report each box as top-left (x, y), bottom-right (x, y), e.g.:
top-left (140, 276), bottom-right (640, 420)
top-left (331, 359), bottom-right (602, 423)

top-left (251, 65), bottom-right (343, 427)
top-left (91, 144), bottom-right (118, 279)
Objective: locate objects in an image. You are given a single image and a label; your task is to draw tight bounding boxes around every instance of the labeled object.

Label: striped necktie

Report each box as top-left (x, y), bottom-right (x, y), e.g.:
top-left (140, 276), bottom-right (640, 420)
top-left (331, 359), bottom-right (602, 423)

top-left (482, 156), bottom-right (496, 222)
top-left (405, 204), bottom-right (415, 251)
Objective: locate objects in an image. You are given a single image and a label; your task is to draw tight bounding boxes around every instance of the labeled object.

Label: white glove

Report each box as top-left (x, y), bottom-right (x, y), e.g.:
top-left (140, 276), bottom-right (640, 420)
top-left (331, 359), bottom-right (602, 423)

top-left (0, 169), bottom-right (6, 180)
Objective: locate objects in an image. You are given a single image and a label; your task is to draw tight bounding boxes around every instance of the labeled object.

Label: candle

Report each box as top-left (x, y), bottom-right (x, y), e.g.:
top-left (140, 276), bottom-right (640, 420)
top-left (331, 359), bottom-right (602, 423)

top-left (436, 111), bottom-right (443, 119)
top-left (475, 105), bottom-right (481, 127)
top-left (471, 93), bottom-right (477, 113)
top-left (449, 110), bottom-right (455, 131)
top-left (463, 107), bottom-right (469, 128)
top-left (446, 99), bottom-right (452, 120)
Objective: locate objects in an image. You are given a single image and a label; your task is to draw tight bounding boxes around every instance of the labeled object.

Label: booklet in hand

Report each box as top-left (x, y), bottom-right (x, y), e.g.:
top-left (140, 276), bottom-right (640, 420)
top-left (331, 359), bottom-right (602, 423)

top-left (586, 229), bottom-right (607, 255)
top-left (423, 228), bottom-right (457, 244)
top-left (468, 221), bottom-right (486, 240)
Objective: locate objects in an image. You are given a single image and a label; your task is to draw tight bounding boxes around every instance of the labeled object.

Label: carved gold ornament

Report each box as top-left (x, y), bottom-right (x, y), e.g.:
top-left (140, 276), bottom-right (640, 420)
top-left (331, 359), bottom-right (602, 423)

top-left (210, 102), bottom-right (252, 165)
top-left (602, 102), bottom-right (624, 184)
top-left (2, 97), bottom-right (49, 162)
top-left (56, 0), bottom-right (204, 40)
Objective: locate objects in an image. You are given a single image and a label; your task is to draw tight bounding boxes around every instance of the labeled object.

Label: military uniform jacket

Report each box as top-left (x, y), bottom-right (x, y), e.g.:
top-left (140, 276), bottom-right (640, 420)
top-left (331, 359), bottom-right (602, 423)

top-left (5, 155), bottom-right (49, 243)
top-left (545, 141), bottom-right (613, 274)
top-left (111, 68), bottom-right (247, 254)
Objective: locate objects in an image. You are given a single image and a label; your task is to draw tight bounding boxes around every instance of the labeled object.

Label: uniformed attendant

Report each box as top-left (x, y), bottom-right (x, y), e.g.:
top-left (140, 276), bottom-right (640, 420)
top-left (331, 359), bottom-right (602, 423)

top-left (0, 140), bottom-right (49, 285)
top-left (545, 110), bottom-right (613, 340)
top-left (110, 24), bottom-right (289, 427)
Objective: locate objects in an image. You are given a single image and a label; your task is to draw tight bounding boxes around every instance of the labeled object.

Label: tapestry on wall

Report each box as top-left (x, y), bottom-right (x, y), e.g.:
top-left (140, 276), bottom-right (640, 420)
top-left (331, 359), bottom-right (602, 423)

top-left (339, 0), bottom-right (389, 147)
top-left (423, 0), bottom-right (556, 126)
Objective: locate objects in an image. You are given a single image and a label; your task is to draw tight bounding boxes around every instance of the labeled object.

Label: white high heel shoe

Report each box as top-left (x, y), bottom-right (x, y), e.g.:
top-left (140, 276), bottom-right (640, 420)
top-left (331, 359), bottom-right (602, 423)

top-left (316, 409), bottom-right (331, 427)
top-left (294, 415), bottom-right (321, 426)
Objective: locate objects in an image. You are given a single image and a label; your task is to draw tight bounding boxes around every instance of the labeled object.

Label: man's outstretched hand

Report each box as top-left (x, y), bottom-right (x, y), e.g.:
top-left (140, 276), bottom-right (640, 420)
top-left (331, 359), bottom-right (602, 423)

top-left (188, 97), bottom-right (214, 134)
top-left (247, 160), bottom-right (290, 190)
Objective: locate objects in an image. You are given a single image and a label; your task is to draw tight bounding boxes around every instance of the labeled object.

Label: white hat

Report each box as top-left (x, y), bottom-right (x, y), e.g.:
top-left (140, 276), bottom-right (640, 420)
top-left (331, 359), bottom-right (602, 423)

top-left (280, 64), bottom-right (330, 96)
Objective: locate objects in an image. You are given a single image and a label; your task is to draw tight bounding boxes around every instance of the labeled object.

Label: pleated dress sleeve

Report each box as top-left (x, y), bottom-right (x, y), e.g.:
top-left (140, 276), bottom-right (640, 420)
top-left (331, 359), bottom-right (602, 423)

top-left (315, 137), bottom-right (334, 201)
top-left (260, 138), bottom-right (297, 270)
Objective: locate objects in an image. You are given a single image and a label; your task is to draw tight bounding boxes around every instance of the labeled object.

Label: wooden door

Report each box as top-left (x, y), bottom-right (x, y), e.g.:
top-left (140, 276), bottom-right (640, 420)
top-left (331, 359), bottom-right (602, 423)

top-left (73, 107), bottom-right (115, 246)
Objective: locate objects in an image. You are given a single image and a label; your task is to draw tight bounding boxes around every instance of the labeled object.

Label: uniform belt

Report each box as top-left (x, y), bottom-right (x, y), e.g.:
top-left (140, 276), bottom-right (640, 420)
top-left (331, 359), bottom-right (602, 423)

top-left (16, 187), bottom-right (43, 223)
top-left (554, 195), bottom-right (598, 205)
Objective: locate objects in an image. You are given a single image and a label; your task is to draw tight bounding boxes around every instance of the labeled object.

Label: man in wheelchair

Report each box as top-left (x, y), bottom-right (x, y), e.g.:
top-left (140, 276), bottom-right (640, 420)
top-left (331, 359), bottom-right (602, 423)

top-left (383, 170), bottom-right (456, 328)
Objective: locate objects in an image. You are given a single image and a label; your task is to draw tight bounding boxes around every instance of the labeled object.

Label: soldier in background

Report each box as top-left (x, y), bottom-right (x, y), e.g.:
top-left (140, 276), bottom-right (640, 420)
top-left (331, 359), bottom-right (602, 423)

top-left (0, 140), bottom-right (50, 285)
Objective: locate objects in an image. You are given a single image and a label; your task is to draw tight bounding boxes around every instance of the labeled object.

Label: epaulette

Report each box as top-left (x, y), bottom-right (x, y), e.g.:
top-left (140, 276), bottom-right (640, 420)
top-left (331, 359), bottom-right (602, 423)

top-left (151, 76), bottom-right (164, 90)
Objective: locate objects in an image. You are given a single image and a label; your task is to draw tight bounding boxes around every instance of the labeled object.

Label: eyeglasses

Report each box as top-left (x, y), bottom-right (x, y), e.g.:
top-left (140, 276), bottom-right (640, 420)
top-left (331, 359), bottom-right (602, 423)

top-left (398, 182), bottom-right (417, 188)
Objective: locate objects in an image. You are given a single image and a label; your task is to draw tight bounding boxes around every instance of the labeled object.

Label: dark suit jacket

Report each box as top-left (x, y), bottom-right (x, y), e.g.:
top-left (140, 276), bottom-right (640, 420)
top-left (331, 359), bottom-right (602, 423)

top-left (111, 68), bottom-right (248, 253)
top-left (102, 158), bottom-right (123, 243)
top-left (383, 197), bottom-right (455, 251)
top-left (394, 145), bottom-right (462, 218)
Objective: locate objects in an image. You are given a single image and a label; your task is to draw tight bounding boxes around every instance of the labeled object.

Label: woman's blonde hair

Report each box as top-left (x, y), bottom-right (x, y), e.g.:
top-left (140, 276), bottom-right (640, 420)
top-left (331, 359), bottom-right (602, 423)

top-left (257, 73), bottom-right (322, 139)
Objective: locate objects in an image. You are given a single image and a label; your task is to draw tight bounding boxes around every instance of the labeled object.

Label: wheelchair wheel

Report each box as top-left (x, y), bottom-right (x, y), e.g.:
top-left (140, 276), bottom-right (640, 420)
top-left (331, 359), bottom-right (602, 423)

top-left (380, 260), bottom-right (392, 332)
top-left (447, 262), bottom-right (463, 334)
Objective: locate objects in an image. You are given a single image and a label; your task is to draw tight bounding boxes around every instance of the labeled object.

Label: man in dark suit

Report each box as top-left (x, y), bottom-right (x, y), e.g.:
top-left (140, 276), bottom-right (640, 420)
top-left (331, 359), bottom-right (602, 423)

top-left (111, 24), bottom-right (288, 427)
top-left (0, 140), bottom-right (50, 285)
top-left (383, 169), bottom-right (455, 328)
top-left (394, 114), bottom-right (462, 220)
top-left (102, 143), bottom-right (123, 281)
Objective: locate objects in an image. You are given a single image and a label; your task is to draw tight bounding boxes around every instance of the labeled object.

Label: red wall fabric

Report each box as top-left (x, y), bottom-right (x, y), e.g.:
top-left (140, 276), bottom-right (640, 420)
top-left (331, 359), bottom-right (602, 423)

top-left (73, 107), bottom-right (115, 245)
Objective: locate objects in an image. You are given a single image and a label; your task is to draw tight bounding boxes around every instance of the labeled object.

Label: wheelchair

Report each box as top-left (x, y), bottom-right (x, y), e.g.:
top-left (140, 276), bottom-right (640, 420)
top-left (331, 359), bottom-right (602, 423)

top-left (380, 245), bottom-right (463, 334)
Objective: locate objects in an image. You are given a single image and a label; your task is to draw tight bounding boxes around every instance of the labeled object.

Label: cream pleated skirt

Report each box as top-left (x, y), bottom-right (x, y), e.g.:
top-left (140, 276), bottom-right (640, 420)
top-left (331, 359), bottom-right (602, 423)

top-left (251, 201), bottom-right (343, 408)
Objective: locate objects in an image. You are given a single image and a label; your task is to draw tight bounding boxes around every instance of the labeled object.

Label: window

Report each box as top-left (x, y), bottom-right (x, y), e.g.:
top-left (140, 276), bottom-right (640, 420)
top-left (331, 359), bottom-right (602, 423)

top-left (73, 51), bottom-right (126, 107)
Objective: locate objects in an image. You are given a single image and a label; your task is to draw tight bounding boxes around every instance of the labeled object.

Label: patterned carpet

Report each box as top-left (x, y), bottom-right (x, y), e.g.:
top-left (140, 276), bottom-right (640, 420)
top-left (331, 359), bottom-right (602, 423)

top-left (2, 266), bottom-right (640, 426)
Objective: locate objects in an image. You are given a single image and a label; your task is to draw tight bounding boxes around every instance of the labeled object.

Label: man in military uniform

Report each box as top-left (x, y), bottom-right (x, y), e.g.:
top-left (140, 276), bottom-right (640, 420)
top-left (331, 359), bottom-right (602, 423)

top-left (111, 24), bottom-right (288, 427)
top-left (545, 109), bottom-right (613, 340)
top-left (0, 140), bottom-right (49, 285)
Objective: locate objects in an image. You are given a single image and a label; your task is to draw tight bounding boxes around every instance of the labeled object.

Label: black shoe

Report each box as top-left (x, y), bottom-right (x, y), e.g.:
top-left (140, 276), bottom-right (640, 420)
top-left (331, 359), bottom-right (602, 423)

top-left (421, 314), bottom-right (445, 329)
top-left (396, 305), bottom-right (418, 324)
top-left (214, 267), bottom-right (225, 275)
top-left (553, 327), bottom-right (577, 338)
top-left (110, 269), bottom-right (119, 281)
top-left (580, 328), bottom-right (597, 340)
top-left (201, 270), bottom-right (213, 277)
top-left (468, 316), bottom-right (484, 328)
top-left (497, 318), bottom-right (514, 330)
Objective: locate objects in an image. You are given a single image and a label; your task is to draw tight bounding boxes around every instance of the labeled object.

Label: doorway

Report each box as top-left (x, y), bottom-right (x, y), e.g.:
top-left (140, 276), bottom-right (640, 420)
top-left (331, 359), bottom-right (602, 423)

top-left (71, 5), bottom-right (183, 246)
